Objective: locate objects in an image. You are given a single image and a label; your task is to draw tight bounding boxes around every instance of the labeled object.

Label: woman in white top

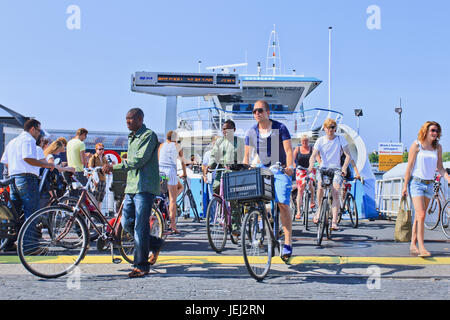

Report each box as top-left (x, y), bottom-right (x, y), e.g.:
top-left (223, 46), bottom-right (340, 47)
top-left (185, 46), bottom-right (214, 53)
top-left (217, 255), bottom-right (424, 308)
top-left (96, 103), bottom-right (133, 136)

top-left (158, 130), bottom-right (187, 234)
top-left (402, 121), bottom-right (450, 257)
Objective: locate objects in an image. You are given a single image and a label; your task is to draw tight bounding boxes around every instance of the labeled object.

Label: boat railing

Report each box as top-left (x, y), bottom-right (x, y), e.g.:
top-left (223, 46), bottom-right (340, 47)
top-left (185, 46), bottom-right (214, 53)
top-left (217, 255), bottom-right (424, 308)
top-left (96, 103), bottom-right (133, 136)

top-left (177, 106), bottom-right (344, 138)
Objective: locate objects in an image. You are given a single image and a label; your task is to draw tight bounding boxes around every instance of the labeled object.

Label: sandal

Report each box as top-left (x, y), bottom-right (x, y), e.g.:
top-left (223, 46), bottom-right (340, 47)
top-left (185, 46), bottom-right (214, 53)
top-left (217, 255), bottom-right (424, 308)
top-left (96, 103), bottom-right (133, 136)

top-left (128, 268), bottom-right (149, 278)
top-left (312, 215), bottom-right (319, 224)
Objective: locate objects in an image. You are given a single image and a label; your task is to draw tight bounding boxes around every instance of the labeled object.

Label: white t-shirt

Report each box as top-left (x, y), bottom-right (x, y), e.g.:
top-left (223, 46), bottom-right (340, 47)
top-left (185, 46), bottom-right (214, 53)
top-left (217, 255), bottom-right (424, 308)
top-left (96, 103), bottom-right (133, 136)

top-left (313, 135), bottom-right (348, 169)
top-left (1, 131), bottom-right (39, 176)
top-left (159, 142), bottom-right (178, 168)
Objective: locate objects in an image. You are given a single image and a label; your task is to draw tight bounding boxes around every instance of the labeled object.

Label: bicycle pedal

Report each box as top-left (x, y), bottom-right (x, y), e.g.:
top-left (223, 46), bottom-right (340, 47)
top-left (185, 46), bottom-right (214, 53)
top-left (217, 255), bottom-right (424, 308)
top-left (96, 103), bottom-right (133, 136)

top-left (112, 258), bottom-right (122, 264)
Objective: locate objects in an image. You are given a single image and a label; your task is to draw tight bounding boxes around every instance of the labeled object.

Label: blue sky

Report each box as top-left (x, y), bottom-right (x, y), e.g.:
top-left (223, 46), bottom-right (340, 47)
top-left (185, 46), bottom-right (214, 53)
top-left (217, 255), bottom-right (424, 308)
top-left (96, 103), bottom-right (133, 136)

top-left (0, 0), bottom-right (448, 153)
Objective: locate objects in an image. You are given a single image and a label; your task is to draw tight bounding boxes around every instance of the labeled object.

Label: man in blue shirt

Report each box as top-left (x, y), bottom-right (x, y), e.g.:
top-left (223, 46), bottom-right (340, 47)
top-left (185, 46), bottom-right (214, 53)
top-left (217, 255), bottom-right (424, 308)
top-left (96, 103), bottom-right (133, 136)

top-left (243, 100), bottom-right (294, 259)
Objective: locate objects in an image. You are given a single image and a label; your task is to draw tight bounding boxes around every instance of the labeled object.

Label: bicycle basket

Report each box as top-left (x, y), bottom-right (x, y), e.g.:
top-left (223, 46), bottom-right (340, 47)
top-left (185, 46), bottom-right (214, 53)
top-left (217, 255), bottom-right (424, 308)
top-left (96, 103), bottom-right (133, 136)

top-left (320, 168), bottom-right (335, 187)
top-left (223, 167), bottom-right (274, 203)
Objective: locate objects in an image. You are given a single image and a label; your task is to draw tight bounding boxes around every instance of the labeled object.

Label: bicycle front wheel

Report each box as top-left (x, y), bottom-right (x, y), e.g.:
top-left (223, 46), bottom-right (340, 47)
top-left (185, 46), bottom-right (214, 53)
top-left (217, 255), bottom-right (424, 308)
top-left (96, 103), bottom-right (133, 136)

top-left (441, 200), bottom-right (450, 239)
top-left (424, 196), bottom-right (441, 230)
top-left (346, 193), bottom-right (359, 228)
top-left (241, 208), bottom-right (272, 281)
top-left (317, 198), bottom-right (328, 246)
top-left (118, 207), bottom-right (164, 264)
top-left (17, 205), bottom-right (89, 279)
top-left (206, 197), bottom-right (228, 253)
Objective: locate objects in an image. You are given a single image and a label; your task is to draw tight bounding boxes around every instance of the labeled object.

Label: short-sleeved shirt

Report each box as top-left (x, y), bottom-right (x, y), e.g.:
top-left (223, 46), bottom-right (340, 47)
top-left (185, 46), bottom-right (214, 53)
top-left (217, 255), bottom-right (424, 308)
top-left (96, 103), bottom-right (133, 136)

top-left (1, 131), bottom-right (39, 176)
top-left (67, 138), bottom-right (86, 172)
top-left (245, 120), bottom-right (291, 166)
top-left (313, 135), bottom-right (348, 169)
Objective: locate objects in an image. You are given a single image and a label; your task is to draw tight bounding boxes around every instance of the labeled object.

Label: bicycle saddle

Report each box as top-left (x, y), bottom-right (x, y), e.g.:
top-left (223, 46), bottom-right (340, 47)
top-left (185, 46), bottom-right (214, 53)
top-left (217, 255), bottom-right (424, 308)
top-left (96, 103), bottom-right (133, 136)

top-left (0, 177), bottom-right (14, 187)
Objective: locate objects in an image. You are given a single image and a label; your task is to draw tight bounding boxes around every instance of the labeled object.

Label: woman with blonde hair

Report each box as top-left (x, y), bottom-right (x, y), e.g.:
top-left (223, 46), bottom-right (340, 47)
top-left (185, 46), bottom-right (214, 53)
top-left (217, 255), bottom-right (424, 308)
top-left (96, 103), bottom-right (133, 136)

top-left (402, 121), bottom-right (450, 257)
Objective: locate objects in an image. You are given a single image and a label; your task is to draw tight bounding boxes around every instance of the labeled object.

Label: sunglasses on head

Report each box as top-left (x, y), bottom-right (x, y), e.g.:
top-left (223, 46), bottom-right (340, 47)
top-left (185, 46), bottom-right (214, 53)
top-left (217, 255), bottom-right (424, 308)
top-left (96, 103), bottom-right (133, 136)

top-left (252, 108), bottom-right (265, 114)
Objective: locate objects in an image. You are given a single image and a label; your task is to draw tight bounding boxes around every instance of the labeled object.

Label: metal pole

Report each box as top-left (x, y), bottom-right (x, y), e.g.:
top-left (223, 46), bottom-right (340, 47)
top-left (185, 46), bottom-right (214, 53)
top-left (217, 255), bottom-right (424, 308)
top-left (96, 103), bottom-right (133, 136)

top-left (328, 27), bottom-right (332, 111)
top-left (399, 112), bottom-right (402, 143)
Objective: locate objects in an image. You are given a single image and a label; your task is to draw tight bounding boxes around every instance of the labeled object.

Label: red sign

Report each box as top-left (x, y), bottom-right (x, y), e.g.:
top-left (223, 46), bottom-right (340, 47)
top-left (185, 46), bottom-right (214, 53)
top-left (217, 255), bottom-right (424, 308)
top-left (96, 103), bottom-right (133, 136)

top-left (104, 150), bottom-right (122, 164)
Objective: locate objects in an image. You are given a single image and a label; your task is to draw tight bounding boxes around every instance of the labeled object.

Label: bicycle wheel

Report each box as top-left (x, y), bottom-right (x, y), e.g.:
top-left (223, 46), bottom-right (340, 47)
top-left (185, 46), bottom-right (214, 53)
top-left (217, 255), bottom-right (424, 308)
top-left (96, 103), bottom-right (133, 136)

top-left (17, 205), bottom-right (89, 279)
top-left (441, 200), bottom-right (450, 239)
top-left (187, 189), bottom-right (201, 222)
top-left (241, 208), bottom-right (272, 281)
top-left (206, 197), bottom-right (228, 253)
top-left (346, 193), bottom-right (359, 228)
top-left (317, 197), bottom-right (328, 246)
top-left (118, 207), bottom-right (164, 264)
top-left (290, 189), bottom-right (297, 222)
top-left (303, 191), bottom-right (310, 230)
top-left (424, 196), bottom-right (441, 230)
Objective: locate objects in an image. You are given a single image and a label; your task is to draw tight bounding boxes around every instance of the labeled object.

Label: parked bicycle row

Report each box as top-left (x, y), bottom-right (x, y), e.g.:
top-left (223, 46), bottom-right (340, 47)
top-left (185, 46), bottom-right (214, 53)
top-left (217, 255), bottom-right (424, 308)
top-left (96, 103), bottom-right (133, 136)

top-left (0, 103), bottom-right (448, 281)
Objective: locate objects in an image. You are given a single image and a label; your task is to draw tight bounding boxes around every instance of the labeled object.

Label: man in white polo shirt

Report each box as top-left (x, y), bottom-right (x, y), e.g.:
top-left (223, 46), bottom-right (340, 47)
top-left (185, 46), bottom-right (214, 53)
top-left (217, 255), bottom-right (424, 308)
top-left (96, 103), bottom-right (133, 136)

top-left (1, 119), bottom-right (55, 222)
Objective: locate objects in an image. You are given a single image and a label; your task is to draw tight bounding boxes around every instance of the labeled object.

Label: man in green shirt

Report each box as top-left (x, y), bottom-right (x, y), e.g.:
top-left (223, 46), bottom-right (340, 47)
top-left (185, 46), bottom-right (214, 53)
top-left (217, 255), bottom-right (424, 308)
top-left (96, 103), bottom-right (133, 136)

top-left (103, 108), bottom-right (164, 278)
top-left (208, 120), bottom-right (245, 235)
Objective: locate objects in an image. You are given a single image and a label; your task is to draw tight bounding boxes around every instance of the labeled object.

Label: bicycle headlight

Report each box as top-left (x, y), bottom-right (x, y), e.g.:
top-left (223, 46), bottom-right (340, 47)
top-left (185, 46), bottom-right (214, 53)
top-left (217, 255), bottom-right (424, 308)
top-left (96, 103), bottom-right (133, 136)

top-left (322, 176), bottom-right (331, 186)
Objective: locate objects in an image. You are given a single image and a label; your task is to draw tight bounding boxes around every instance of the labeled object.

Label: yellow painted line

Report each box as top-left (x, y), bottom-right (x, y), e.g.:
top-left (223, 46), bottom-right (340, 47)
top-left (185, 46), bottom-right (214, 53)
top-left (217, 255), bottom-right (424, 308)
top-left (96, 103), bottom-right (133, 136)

top-left (1, 255), bottom-right (449, 265)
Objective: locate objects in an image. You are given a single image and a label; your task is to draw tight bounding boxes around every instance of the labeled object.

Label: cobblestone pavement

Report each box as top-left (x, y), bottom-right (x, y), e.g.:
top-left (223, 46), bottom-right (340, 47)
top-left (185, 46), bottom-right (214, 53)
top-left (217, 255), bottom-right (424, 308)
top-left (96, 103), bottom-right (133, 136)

top-left (0, 219), bottom-right (449, 300)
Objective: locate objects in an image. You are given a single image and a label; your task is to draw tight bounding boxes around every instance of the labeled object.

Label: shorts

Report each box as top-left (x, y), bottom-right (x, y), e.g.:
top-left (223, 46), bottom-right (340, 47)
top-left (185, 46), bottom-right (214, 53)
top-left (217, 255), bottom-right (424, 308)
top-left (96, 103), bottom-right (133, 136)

top-left (159, 166), bottom-right (179, 186)
top-left (408, 177), bottom-right (434, 199)
top-left (296, 168), bottom-right (316, 187)
top-left (93, 180), bottom-right (106, 203)
top-left (272, 169), bottom-right (292, 206)
top-left (316, 168), bottom-right (343, 187)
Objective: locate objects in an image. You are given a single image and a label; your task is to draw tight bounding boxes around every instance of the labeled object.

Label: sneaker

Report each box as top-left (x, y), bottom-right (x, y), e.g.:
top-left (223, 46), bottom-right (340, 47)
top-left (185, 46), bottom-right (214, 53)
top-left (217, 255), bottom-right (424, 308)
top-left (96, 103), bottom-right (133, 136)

top-left (281, 244), bottom-right (292, 259)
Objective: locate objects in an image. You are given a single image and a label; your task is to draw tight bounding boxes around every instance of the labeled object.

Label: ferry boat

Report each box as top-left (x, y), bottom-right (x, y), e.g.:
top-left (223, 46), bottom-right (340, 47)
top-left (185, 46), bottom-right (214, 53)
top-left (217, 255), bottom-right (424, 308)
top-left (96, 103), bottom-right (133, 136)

top-left (132, 27), bottom-right (378, 219)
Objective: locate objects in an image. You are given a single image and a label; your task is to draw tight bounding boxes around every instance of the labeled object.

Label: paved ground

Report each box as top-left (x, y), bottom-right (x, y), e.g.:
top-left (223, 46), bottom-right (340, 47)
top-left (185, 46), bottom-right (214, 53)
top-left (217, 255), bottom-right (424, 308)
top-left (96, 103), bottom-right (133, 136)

top-left (0, 218), bottom-right (449, 301)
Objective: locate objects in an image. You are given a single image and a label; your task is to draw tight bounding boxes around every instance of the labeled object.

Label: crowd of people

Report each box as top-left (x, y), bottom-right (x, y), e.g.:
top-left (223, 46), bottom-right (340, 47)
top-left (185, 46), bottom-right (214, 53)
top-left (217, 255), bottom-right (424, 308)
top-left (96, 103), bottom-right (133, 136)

top-left (0, 101), bottom-right (449, 277)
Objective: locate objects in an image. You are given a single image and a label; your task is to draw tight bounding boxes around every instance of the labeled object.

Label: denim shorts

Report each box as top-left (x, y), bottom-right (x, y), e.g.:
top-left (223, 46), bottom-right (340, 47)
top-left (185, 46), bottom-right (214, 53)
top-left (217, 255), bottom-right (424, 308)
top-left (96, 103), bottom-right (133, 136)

top-left (408, 177), bottom-right (434, 199)
top-left (272, 170), bottom-right (292, 206)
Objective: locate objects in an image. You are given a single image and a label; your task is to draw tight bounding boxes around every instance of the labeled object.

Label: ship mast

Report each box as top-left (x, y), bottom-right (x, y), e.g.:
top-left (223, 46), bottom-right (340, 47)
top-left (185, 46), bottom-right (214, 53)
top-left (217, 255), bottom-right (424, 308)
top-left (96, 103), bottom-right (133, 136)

top-left (266, 25), bottom-right (282, 75)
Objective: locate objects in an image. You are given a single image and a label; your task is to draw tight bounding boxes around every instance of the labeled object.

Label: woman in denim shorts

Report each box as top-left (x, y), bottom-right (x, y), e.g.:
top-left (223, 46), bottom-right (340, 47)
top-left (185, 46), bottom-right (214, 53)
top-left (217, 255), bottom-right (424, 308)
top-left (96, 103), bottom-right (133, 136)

top-left (402, 121), bottom-right (450, 257)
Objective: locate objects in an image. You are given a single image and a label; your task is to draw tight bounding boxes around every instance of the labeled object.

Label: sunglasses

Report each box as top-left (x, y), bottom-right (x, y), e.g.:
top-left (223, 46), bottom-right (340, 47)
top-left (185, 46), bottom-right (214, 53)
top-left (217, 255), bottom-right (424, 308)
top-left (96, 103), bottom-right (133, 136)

top-left (97, 148), bottom-right (104, 151)
top-left (430, 129), bottom-right (439, 133)
top-left (252, 108), bottom-right (265, 114)
top-left (327, 126), bottom-right (336, 130)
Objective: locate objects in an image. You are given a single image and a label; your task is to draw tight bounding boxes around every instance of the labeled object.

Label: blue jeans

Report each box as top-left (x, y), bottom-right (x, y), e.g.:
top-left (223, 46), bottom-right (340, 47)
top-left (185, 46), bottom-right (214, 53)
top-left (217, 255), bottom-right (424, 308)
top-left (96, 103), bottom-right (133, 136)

top-left (10, 175), bottom-right (40, 249)
top-left (121, 192), bottom-right (164, 272)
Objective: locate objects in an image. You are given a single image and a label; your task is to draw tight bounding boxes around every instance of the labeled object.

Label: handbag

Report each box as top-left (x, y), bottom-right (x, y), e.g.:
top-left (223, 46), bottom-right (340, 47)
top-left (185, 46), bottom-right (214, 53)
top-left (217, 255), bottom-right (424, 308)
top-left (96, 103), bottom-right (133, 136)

top-left (394, 196), bottom-right (412, 242)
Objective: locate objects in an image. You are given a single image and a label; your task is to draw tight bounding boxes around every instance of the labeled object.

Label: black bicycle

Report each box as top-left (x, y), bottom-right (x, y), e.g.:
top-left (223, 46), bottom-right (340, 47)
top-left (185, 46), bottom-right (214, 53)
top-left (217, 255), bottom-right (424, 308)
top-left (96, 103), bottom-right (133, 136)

top-left (177, 176), bottom-right (201, 222)
top-left (316, 168), bottom-right (335, 246)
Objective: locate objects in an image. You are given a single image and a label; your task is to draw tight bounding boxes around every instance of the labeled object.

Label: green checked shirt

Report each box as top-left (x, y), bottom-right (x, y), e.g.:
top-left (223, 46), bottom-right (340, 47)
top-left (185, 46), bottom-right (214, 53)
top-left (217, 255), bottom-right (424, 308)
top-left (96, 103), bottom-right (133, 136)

top-left (112, 124), bottom-right (160, 195)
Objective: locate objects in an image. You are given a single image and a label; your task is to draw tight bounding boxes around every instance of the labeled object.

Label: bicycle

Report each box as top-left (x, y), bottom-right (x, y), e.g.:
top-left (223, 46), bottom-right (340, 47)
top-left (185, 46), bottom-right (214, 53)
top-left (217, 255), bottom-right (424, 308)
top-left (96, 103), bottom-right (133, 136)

top-left (337, 177), bottom-right (361, 228)
top-left (0, 164), bottom-right (76, 251)
top-left (316, 168), bottom-right (337, 246)
top-left (205, 166), bottom-right (245, 253)
top-left (424, 173), bottom-right (447, 230)
top-left (177, 176), bottom-right (201, 222)
top-left (238, 162), bottom-right (291, 281)
top-left (440, 199), bottom-right (450, 239)
top-left (295, 165), bottom-right (316, 231)
top-left (16, 167), bottom-right (161, 278)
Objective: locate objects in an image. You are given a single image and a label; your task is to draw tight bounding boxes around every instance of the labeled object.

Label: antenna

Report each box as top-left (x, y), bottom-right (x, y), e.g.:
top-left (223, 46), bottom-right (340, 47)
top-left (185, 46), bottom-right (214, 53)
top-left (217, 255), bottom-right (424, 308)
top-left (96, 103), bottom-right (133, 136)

top-left (328, 26), bottom-right (332, 112)
top-left (205, 63), bottom-right (247, 74)
top-left (266, 25), bottom-right (282, 75)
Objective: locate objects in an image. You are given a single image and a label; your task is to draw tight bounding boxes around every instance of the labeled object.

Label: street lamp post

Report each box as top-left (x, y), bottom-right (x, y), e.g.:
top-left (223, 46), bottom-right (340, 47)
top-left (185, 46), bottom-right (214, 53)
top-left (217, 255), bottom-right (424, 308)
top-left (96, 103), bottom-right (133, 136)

top-left (395, 101), bottom-right (402, 143)
top-left (354, 108), bottom-right (363, 135)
